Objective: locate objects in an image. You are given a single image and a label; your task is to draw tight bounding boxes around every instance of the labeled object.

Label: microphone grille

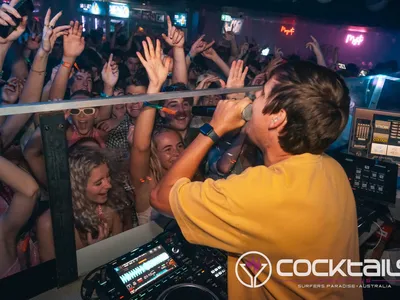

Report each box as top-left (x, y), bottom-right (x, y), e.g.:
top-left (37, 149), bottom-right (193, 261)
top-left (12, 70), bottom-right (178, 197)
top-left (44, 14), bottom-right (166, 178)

top-left (242, 104), bottom-right (253, 122)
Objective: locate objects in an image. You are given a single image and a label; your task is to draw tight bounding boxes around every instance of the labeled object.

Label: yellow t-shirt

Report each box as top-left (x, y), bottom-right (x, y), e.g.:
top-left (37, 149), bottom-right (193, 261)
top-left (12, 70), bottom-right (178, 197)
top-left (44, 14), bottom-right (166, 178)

top-left (170, 153), bottom-right (363, 300)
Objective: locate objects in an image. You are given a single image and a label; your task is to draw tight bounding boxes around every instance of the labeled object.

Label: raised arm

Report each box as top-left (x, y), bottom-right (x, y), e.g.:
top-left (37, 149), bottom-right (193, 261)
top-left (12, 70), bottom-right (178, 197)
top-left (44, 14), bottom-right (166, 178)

top-left (0, 156), bottom-right (39, 236)
top-left (210, 60), bottom-right (249, 174)
top-left (97, 54), bottom-right (119, 122)
top-left (306, 36), bottom-right (327, 67)
top-left (23, 127), bottom-right (47, 187)
top-left (185, 35), bottom-right (214, 69)
top-left (202, 47), bottom-right (230, 78)
top-left (1, 9), bottom-right (70, 148)
top-left (225, 60), bottom-right (248, 100)
top-left (130, 38), bottom-right (170, 210)
top-left (49, 21), bottom-right (85, 100)
top-left (162, 16), bottom-right (187, 84)
top-left (0, 1), bottom-right (27, 72)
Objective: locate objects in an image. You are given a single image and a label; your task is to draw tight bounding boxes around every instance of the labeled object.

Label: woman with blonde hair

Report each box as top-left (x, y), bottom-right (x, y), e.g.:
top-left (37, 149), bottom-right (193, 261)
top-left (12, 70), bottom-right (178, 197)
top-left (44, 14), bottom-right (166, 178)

top-left (69, 146), bottom-right (134, 246)
top-left (130, 37), bottom-right (185, 225)
top-left (36, 144), bottom-right (137, 261)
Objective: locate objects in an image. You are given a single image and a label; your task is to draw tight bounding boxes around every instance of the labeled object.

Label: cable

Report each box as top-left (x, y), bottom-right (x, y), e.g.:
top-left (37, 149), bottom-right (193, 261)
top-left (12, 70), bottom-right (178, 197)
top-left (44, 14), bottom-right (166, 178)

top-left (371, 221), bottom-right (384, 252)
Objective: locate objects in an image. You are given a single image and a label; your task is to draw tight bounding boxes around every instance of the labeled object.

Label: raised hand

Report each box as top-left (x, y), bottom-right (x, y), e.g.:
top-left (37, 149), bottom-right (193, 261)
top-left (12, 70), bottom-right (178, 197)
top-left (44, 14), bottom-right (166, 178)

top-left (189, 34), bottom-right (215, 57)
top-left (63, 21), bottom-right (85, 59)
top-left (1, 77), bottom-right (24, 104)
top-left (97, 118), bottom-right (121, 132)
top-left (201, 46), bottom-right (218, 61)
top-left (196, 75), bottom-right (226, 90)
top-left (137, 37), bottom-right (171, 89)
top-left (41, 9), bottom-right (70, 54)
top-left (306, 35), bottom-right (326, 66)
top-left (102, 54), bottom-right (119, 89)
top-left (227, 60), bottom-right (248, 89)
top-left (210, 98), bottom-right (252, 137)
top-left (0, 0), bottom-right (27, 44)
top-left (162, 15), bottom-right (184, 48)
top-left (274, 46), bottom-right (283, 59)
top-left (26, 34), bottom-right (41, 51)
top-left (87, 224), bottom-right (109, 245)
top-left (223, 30), bottom-right (235, 41)
top-left (306, 35), bottom-right (322, 56)
top-left (251, 72), bottom-right (267, 86)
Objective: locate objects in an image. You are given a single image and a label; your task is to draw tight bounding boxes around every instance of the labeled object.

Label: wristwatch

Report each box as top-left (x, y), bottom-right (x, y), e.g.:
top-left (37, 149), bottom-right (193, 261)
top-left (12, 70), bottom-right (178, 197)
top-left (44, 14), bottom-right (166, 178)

top-left (200, 123), bottom-right (220, 143)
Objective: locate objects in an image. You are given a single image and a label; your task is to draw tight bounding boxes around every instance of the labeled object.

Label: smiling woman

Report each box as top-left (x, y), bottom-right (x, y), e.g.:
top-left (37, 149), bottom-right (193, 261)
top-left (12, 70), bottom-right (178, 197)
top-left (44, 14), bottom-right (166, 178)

top-left (69, 146), bottom-right (129, 248)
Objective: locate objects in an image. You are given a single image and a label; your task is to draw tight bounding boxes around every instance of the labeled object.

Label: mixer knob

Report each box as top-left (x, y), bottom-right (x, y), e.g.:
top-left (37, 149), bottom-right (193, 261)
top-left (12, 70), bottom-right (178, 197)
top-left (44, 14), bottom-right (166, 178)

top-left (172, 247), bottom-right (180, 254)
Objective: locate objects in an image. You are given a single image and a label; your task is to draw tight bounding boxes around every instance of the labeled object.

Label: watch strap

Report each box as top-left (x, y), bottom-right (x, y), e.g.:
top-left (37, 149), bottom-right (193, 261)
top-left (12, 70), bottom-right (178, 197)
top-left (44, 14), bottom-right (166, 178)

top-left (200, 123), bottom-right (220, 143)
top-left (207, 129), bottom-right (220, 143)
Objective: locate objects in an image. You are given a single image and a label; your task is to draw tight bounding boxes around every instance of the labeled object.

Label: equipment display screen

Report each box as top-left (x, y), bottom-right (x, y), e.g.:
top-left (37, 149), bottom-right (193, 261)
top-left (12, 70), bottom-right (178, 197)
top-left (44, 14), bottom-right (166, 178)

top-left (114, 245), bottom-right (178, 295)
top-left (370, 115), bottom-right (400, 158)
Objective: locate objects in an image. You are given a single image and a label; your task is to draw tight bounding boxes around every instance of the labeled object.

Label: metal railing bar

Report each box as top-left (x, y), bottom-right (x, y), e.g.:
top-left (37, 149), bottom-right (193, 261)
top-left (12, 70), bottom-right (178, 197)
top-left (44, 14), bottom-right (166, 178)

top-left (0, 86), bottom-right (262, 116)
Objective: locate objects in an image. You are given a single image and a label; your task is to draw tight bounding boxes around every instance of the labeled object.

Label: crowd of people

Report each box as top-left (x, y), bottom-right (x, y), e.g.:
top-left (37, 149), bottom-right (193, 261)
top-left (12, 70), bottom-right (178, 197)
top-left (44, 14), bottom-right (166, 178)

top-left (0, 0), bottom-right (380, 287)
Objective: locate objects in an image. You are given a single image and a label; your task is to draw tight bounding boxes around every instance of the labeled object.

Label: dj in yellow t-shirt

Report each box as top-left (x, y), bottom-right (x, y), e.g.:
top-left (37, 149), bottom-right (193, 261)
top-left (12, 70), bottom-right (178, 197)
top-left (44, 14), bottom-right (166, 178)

top-left (169, 154), bottom-right (362, 300)
top-left (151, 61), bottom-right (362, 299)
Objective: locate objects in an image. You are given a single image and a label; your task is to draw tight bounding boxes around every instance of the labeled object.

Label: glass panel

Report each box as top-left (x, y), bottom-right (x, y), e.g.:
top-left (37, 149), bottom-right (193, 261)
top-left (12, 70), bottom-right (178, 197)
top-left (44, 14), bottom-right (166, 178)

top-left (1, 3), bottom-right (400, 298)
top-left (0, 110), bottom-right (54, 284)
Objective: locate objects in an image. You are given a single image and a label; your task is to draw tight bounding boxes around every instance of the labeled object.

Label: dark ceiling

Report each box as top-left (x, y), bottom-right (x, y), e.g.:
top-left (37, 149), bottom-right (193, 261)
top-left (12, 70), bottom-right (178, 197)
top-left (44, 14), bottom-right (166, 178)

top-left (170, 0), bottom-right (400, 29)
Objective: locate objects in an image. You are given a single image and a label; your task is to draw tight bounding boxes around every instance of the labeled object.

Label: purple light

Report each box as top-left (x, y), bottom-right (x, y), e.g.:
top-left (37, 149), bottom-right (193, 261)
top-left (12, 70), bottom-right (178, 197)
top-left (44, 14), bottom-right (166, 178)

top-left (345, 34), bottom-right (364, 46)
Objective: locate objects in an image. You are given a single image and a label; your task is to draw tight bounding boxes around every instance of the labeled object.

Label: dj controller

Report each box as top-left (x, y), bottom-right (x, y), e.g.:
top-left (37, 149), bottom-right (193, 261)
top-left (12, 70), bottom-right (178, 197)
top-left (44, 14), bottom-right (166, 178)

top-left (81, 226), bottom-right (228, 300)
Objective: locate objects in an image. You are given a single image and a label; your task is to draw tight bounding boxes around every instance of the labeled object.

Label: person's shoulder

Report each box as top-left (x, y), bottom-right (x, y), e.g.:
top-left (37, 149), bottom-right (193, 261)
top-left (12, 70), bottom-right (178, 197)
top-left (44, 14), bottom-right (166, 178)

top-left (320, 153), bottom-right (347, 174)
top-left (219, 165), bottom-right (274, 186)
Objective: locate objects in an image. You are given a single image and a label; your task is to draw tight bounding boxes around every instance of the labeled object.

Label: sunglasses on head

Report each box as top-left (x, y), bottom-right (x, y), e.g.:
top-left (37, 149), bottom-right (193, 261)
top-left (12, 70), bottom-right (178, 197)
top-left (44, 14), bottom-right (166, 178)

top-left (69, 108), bottom-right (96, 116)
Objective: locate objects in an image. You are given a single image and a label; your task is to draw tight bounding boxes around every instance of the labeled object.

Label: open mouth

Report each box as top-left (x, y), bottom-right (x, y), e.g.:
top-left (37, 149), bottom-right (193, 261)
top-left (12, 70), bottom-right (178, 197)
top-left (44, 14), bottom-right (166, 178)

top-left (75, 120), bottom-right (90, 133)
top-left (174, 112), bottom-right (188, 121)
top-left (98, 192), bottom-right (108, 201)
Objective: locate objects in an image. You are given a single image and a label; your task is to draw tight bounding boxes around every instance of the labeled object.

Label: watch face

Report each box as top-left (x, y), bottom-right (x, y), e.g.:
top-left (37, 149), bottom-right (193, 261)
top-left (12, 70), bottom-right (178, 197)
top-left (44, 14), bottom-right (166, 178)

top-left (200, 123), bottom-right (213, 135)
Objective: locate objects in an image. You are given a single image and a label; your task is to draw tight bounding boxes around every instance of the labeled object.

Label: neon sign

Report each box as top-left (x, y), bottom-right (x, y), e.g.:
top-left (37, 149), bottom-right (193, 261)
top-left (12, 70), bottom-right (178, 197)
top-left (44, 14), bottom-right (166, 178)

top-left (345, 34), bottom-right (364, 46)
top-left (281, 26), bottom-right (295, 36)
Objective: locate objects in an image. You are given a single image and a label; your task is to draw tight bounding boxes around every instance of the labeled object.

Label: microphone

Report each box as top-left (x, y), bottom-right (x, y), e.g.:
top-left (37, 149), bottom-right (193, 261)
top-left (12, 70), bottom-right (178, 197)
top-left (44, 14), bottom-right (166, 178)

top-left (191, 104), bottom-right (252, 121)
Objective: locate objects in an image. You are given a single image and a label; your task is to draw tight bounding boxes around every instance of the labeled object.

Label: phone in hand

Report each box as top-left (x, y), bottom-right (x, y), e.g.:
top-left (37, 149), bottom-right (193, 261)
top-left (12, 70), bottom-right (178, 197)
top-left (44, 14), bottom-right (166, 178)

top-left (0, 0), bottom-right (34, 39)
top-left (261, 47), bottom-right (270, 56)
top-left (337, 63), bottom-right (346, 70)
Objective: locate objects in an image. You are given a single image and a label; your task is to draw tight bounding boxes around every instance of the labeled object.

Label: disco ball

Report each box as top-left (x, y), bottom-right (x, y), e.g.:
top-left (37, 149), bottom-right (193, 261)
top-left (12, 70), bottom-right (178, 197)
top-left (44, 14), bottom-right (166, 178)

top-left (366, 0), bottom-right (389, 11)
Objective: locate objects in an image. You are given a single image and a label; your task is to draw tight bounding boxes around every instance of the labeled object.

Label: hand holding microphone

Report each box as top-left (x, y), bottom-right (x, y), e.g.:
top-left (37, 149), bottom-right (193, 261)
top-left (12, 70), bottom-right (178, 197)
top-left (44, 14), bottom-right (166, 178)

top-left (209, 97), bottom-right (252, 137)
